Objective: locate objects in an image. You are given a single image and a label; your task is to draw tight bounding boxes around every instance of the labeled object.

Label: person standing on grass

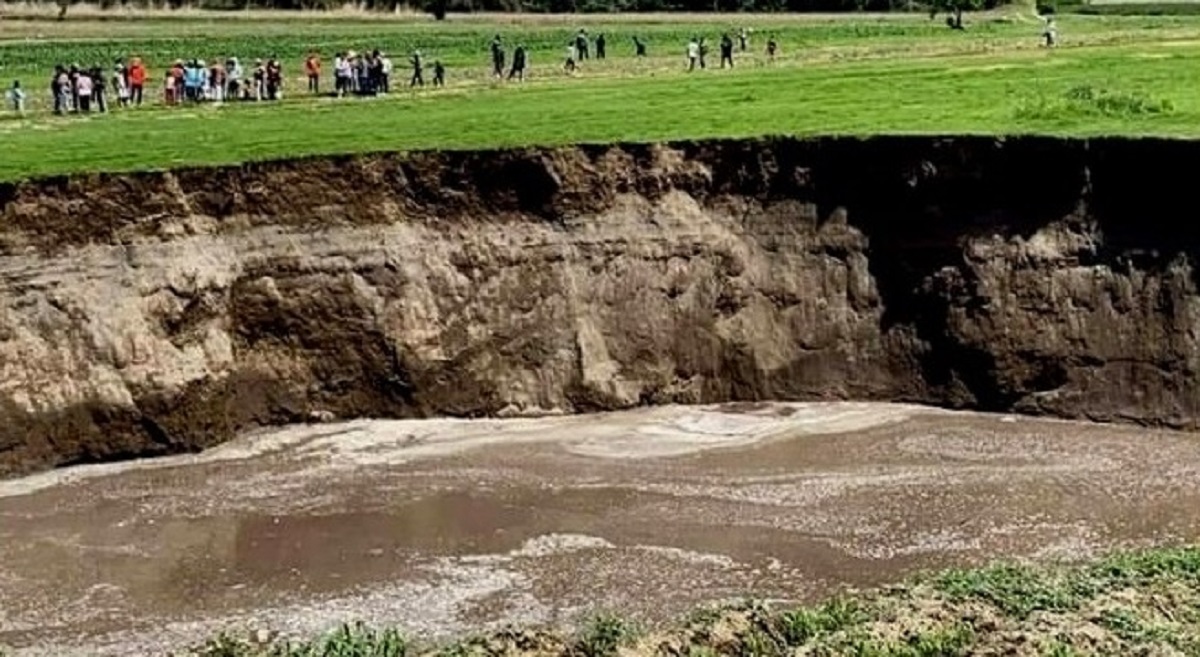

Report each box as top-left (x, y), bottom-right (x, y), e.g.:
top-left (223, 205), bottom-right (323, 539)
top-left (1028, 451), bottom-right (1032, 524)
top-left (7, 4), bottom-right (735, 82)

top-left (226, 58), bottom-right (242, 101)
top-left (720, 33), bottom-right (734, 68)
top-left (687, 38), bottom-right (700, 71)
top-left (210, 60), bottom-right (226, 102)
top-left (575, 29), bottom-right (589, 61)
top-left (634, 36), bottom-right (647, 57)
top-left (1041, 15), bottom-right (1058, 47)
top-left (305, 51), bottom-right (321, 94)
top-left (564, 42), bottom-right (577, 73)
top-left (50, 66), bottom-right (66, 115)
top-left (699, 37), bottom-right (708, 69)
top-left (75, 70), bottom-right (94, 113)
top-left (595, 33), bottom-right (606, 60)
top-left (409, 50), bottom-right (424, 87)
top-left (491, 35), bottom-right (505, 78)
top-left (128, 57), bottom-right (146, 106)
top-left (69, 65), bottom-right (81, 110)
top-left (738, 27), bottom-right (749, 52)
top-left (252, 59), bottom-right (266, 100)
top-left (183, 60), bottom-right (201, 103)
top-left (114, 64), bottom-right (130, 107)
top-left (381, 52), bottom-right (394, 94)
top-left (91, 66), bottom-right (108, 112)
top-left (335, 53), bottom-right (351, 97)
top-left (767, 36), bottom-right (778, 62)
top-left (509, 44), bottom-right (527, 81)
top-left (433, 60), bottom-right (445, 87)
top-left (356, 54), bottom-right (372, 96)
top-left (7, 81), bottom-right (26, 114)
top-left (266, 57), bottom-right (283, 100)
top-left (163, 67), bottom-right (176, 106)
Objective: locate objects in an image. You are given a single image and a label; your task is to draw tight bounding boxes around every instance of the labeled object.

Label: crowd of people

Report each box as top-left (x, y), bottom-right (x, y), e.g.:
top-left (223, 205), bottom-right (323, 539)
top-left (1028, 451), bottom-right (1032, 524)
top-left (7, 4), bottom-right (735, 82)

top-left (4, 27), bottom-right (776, 115)
top-left (2, 18), bottom-right (1057, 116)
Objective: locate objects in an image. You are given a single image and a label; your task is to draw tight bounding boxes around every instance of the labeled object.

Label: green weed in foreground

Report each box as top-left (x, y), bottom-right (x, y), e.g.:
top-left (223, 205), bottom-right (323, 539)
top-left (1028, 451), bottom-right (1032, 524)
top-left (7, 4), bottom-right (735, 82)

top-left (180, 547), bottom-right (1200, 657)
top-left (570, 614), bottom-right (637, 657)
top-left (193, 622), bottom-right (407, 657)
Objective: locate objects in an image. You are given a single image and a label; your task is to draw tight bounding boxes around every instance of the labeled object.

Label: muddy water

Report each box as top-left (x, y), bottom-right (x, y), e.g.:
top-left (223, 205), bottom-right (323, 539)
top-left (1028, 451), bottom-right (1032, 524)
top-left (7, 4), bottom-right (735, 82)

top-left (3, 402), bottom-right (1200, 656)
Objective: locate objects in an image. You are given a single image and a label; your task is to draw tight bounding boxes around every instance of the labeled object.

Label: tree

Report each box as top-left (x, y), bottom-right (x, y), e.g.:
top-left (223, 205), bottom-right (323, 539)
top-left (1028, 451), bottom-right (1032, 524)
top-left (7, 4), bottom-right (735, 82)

top-left (928, 0), bottom-right (982, 28)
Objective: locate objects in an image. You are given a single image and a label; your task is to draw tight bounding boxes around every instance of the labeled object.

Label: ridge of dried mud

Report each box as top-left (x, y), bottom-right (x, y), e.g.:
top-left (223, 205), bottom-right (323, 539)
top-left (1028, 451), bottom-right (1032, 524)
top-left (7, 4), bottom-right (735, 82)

top-left (3, 135), bottom-right (1200, 476)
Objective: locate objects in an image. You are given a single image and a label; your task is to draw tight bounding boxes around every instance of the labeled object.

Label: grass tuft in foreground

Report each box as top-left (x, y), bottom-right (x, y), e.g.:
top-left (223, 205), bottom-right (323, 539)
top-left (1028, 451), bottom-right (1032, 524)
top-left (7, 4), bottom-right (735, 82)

top-left (183, 546), bottom-right (1200, 657)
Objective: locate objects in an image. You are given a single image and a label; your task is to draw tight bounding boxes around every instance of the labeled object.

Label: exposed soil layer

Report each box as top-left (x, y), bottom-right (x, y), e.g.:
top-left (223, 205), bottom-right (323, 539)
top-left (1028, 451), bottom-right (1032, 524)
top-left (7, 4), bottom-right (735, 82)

top-left (2, 136), bottom-right (1200, 474)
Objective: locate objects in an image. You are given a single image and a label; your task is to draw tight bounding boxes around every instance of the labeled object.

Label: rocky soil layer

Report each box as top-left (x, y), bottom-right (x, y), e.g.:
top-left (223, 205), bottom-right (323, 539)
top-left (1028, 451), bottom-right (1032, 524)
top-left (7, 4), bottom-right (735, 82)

top-left (2, 136), bottom-right (1198, 475)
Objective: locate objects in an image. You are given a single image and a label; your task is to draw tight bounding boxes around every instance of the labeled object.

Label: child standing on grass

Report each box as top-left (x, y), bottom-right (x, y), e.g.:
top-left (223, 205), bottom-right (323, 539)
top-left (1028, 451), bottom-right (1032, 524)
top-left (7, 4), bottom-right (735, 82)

top-left (7, 81), bottom-right (25, 114)
top-left (433, 60), bottom-right (445, 87)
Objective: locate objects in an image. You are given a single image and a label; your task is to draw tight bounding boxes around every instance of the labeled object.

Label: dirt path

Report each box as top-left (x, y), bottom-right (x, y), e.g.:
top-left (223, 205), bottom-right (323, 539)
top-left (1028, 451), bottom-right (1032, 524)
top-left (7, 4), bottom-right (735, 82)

top-left (2, 402), bottom-right (1199, 656)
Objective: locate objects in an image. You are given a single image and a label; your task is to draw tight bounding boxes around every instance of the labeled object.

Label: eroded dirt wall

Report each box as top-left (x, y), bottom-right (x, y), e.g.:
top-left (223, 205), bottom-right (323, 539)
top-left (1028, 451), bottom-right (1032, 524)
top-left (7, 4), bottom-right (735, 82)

top-left (1, 136), bottom-right (1197, 476)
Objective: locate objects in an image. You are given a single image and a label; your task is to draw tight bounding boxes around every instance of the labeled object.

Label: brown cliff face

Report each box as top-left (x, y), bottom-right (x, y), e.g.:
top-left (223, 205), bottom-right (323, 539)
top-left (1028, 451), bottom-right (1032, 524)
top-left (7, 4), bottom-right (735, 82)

top-left (0, 136), bottom-right (1196, 476)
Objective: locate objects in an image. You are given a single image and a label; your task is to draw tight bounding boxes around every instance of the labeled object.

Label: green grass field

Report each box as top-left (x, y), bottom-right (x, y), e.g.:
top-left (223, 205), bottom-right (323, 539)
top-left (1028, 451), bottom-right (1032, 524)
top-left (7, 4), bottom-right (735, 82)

top-left (3, 9), bottom-right (1200, 180)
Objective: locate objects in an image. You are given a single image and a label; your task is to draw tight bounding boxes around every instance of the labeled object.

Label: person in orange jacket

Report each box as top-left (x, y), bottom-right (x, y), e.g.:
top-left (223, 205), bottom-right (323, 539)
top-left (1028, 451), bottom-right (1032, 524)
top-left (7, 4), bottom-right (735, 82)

top-left (305, 51), bottom-right (321, 94)
top-left (128, 57), bottom-right (147, 106)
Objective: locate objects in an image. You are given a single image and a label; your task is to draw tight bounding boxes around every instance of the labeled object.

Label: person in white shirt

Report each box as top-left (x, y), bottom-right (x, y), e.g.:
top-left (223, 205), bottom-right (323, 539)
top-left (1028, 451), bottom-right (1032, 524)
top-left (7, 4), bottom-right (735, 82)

top-left (75, 72), bottom-right (94, 112)
top-left (6, 80), bottom-right (25, 113)
top-left (687, 38), bottom-right (700, 71)
top-left (113, 65), bottom-right (130, 107)
top-left (335, 53), bottom-right (353, 97)
top-left (381, 53), bottom-right (394, 94)
top-left (564, 43), bottom-right (577, 72)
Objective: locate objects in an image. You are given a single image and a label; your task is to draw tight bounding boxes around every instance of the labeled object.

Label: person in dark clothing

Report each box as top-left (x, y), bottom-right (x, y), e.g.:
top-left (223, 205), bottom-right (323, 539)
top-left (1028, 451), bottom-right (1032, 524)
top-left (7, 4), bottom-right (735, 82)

top-left (410, 50), bottom-right (424, 87)
top-left (490, 35), bottom-right (505, 78)
top-left (51, 66), bottom-right (66, 115)
top-left (698, 37), bottom-right (708, 69)
top-left (720, 33), bottom-right (734, 68)
top-left (356, 54), bottom-right (373, 96)
top-left (633, 36), bottom-right (647, 57)
top-left (766, 36), bottom-right (778, 61)
top-left (433, 60), bottom-right (445, 87)
top-left (575, 29), bottom-right (589, 60)
top-left (69, 64), bottom-right (81, 110)
top-left (738, 27), bottom-right (749, 51)
top-left (91, 66), bottom-right (108, 112)
top-left (369, 50), bottom-right (385, 94)
top-left (265, 57), bottom-right (282, 100)
top-left (508, 45), bottom-right (527, 81)
top-left (595, 33), bottom-right (606, 59)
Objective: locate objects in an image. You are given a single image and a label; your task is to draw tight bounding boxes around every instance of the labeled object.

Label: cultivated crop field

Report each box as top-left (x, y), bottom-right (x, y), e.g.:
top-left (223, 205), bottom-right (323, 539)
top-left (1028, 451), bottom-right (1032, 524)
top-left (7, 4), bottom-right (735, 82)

top-left (1, 8), bottom-right (1200, 179)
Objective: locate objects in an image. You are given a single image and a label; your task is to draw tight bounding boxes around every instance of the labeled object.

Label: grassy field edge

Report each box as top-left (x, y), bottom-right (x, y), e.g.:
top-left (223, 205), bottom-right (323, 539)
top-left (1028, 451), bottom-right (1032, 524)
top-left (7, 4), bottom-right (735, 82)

top-left (163, 545), bottom-right (1200, 657)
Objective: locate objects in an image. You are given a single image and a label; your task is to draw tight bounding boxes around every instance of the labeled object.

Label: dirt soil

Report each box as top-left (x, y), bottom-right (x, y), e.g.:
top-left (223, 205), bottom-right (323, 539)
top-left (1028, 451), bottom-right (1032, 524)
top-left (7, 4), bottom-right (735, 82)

top-left (2, 402), bottom-right (1199, 656)
top-left (4, 137), bottom-right (1200, 475)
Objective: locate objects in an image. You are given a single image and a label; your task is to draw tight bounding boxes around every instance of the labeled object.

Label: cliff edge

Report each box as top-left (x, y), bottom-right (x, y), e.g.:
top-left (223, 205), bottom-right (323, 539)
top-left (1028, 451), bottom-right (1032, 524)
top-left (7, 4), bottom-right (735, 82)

top-left (1, 136), bottom-right (1196, 476)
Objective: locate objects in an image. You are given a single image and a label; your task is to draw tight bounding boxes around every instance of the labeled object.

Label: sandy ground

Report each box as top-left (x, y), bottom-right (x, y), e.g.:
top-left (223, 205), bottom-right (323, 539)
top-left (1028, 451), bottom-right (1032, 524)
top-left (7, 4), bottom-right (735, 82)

top-left (2, 401), bottom-right (1200, 656)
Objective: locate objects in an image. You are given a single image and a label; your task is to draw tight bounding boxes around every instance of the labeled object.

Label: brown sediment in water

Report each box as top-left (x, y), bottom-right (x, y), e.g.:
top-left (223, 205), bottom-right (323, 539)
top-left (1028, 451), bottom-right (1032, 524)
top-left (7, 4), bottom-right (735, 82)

top-left (1, 402), bottom-right (1199, 655)
top-left (4, 136), bottom-right (1200, 476)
